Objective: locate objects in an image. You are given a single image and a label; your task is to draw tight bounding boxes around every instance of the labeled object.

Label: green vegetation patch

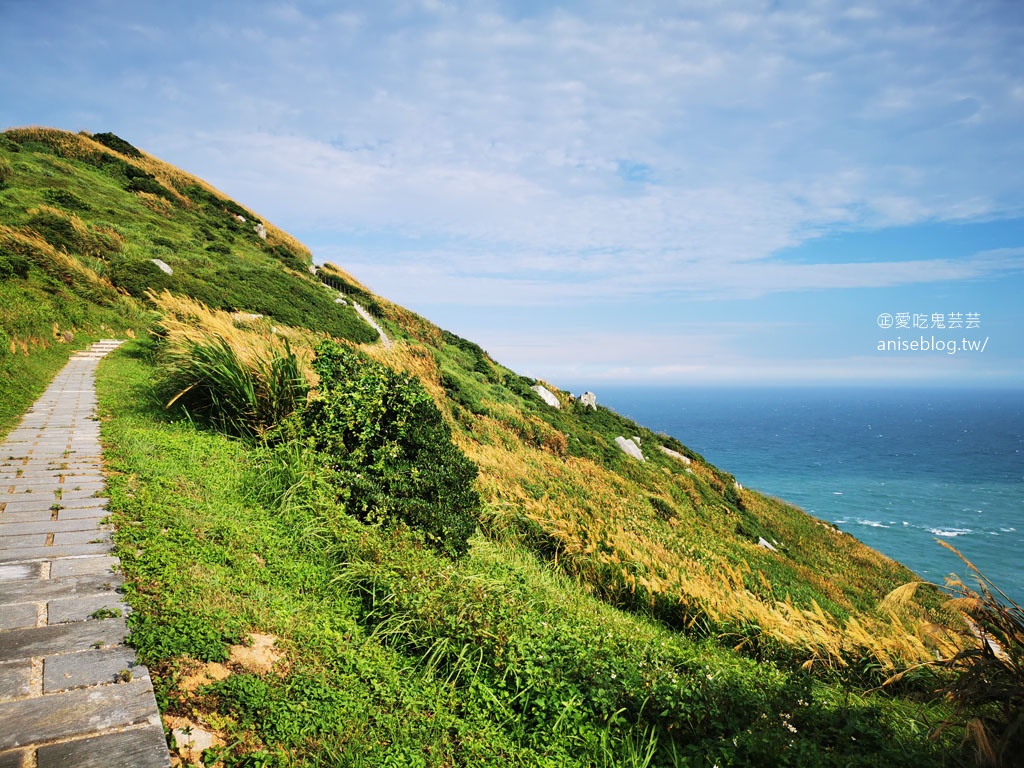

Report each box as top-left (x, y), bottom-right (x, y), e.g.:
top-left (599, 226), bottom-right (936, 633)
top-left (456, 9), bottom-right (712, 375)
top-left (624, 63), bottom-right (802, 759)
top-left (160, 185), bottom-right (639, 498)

top-left (96, 343), bottom-right (962, 767)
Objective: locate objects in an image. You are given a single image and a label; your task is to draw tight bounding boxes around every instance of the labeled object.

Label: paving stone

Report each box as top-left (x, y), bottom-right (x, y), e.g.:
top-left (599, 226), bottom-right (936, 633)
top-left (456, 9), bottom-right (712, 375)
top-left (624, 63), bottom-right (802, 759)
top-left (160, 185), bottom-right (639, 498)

top-left (0, 519), bottom-right (110, 537)
top-left (36, 723), bottom-right (170, 768)
top-left (0, 533), bottom-right (48, 549)
top-left (0, 617), bottom-right (128, 662)
top-left (4, 483), bottom-right (60, 495)
top-left (1, 499), bottom-right (62, 514)
top-left (0, 563), bottom-right (43, 582)
top-left (44, 647), bottom-right (146, 693)
top-left (0, 747), bottom-right (29, 767)
top-left (0, 603), bottom-right (38, 631)
top-left (50, 556), bottom-right (119, 579)
top-left (47, 593), bottom-right (125, 624)
top-left (0, 543), bottom-right (113, 562)
top-left (52, 530), bottom-right (111, 547)
top-left (55, 506), bottom-right (109, 521)
top-left (0, 661), bottom-right (31, 701)
top-left (0, 677), bottom-right (160, 750)
top-left (0, 574), bottom-right (121, 604)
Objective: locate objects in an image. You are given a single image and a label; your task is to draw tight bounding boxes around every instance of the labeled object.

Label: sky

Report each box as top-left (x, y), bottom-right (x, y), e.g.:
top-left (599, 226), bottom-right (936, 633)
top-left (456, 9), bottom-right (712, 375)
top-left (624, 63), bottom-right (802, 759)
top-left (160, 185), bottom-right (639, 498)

top-left (2, 0), bottom-right (1023, 387)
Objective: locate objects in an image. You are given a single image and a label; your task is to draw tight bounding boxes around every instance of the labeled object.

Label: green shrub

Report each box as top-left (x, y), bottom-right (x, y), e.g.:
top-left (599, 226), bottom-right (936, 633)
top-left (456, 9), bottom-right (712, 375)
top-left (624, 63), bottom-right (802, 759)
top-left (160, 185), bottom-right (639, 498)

top-left (107, 257), bottom-right (172, 298)
top-left (0, 248), bottom-right (30, 280)
top-left (42, 187), bottom-right (91, 212)
top-left (0, 159), bottom-right (11, 189)
top-left (0, 135), bottom-right (22, 153)
top-left (125, 176), bottom-right (175, 200)
top-left (265, 243), bottom-right (307, 272)
top-left (301, 340), bottom-right (480, 557)
top-left (91, 131), bottom-right (143, 158)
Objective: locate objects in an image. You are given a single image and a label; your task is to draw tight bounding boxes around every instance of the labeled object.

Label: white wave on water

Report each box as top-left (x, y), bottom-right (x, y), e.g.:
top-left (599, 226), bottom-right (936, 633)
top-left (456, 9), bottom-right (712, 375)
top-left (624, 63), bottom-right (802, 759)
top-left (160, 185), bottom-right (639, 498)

top-left (857, 519), bottom-right (890, 528)
top-left (929, 527), bottom-right (973, 537)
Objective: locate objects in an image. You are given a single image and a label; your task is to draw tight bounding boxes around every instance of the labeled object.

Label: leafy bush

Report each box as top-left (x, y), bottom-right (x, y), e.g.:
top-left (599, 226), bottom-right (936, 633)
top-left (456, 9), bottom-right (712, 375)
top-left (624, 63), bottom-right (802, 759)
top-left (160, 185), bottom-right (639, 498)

top-left (91, 131), bottom-right (143, 158)
top-left (42, 187), bottom-right (91, 211)
top-left (182, 183), bottom-right (258, 223)
top-left (0, 248), bottom-right (30, 280)
top-left (0, 159), bottom-right (11, 189)
top-left (301, 340), bottom-right (480, 557)
top-left (107, 257), bottom-right (172, 298)
top-left (265, 243), bottom-right (307, 272)
top-left (125, 176), bottom-right (175, 200)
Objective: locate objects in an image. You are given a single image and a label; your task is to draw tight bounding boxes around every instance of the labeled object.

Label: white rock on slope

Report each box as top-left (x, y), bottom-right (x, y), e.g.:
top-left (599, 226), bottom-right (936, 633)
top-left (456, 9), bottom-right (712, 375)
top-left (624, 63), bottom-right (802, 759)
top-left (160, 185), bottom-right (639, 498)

top-left (615, 436), bottom-right (645, 461)
top-left (531, 385), bottom-right (561, 409)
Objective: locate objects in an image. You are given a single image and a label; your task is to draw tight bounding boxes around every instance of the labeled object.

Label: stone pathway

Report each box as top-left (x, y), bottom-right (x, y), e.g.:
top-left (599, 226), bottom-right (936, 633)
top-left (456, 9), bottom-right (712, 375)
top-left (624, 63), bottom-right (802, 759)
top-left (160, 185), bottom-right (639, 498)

top-left (0, 341), bottom-right (170, 768)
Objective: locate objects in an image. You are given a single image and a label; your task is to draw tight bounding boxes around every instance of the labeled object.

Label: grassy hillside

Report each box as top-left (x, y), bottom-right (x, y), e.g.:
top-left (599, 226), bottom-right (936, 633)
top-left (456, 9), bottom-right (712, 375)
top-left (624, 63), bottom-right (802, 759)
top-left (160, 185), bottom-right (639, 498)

top-left (1, 127), bottom-right (997, 766)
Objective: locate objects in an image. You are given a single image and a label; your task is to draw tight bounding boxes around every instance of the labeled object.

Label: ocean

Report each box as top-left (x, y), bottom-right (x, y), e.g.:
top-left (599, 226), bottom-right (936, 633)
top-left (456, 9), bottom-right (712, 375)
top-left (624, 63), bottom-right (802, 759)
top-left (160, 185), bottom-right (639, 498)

top-left (588, 386), bottom-right (1024, 606)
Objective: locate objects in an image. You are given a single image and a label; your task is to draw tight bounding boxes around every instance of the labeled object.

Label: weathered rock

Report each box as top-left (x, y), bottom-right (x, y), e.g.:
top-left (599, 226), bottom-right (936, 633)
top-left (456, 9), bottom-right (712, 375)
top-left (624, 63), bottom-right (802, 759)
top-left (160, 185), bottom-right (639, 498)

top-left (150, 259), bottom-right (172, 276)
top-left (531, 385), bottom-right (560, 409)
top-left (254, 223), bottom-right (268, 240)
top-left (657, 446), bottom-right (692, 465)
top-left (615, 436), bottom-right (644, 462)
top-left (579, 391), bottom-right (597, 410)
top-left (758, 537), bottom-right (777, 552)
top-left (234, 214), bottom-right (246, 223)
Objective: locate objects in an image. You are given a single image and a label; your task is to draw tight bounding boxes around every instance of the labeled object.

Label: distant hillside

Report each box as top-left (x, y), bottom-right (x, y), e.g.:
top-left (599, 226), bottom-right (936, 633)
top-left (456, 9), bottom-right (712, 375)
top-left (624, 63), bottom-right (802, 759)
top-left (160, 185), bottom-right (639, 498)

top-left (0, 128), bottom-right (979, 767)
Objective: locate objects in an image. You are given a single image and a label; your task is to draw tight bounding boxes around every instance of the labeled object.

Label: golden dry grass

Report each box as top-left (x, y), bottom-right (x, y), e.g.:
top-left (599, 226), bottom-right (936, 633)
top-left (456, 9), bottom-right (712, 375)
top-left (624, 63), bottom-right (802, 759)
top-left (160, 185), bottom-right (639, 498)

top-left (150, 291), bottom-right (322, 388)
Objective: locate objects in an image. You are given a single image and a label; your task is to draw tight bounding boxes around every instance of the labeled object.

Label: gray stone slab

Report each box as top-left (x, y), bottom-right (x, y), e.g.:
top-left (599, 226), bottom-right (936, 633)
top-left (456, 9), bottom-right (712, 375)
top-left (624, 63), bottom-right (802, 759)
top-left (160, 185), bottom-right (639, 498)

top-left (4, 483), bottom-right (60, 495)
top-left (54, 490), bottom-right (106, 503)
top-left (47, 593), bottom-right (125, 624)
top-left (50, 556), bottom-right (119, 579)
top-left (0, 533), bottom-right (48, 549)
top-left (0, 563), bottom-right (43, 582)
top-left (0, 510), bottom-right (58, 524)
top-left (0, 574), bottom-right (122, 603)
top-left (0, 747), bottom-right (29, 768)
top-left (43, 647), bottom-right (146, 693)
top-left (0, 519), bottom-right (110, 537)
top-left (1, 499), bottom-right (61, 514)
top-left (0, 603), bottom-right (38, 631)
top-left (57, 482), bottom-right (105, 494)
top-left (36, 723), bottom-right (170, 768)
top-left (0, 617), bottom-right (128, 662)
top-left (0, 677), bottom-right (160, 750)
top-left (52, 530), bottom-right (110, 547)
top-left (56, 512), bottom-right (109, 528)
top-left (0, 661), bottom-right (31, 701)
top-left (0, 543), bottom-right (113, 562)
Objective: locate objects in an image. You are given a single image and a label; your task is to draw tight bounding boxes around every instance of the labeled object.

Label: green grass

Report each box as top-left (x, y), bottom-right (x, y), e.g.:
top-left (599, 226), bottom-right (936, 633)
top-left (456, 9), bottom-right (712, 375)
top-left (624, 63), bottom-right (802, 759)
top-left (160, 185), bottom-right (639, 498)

top-left (0, 129), bottom-right (376, 344)
top-left (96, 342), bottom-right (965, 767)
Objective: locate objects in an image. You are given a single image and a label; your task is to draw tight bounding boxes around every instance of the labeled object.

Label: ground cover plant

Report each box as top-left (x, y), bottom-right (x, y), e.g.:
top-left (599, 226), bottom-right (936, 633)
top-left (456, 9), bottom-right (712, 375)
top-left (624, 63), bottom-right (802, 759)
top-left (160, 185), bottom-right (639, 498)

top-left (97, 342), bottom-right (964, 767)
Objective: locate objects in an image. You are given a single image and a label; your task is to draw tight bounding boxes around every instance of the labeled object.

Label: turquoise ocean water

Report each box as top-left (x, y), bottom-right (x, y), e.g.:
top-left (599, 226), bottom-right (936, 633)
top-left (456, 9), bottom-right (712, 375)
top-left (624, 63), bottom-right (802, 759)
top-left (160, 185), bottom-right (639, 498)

top-left (587, 386), bottom-right (1024, 605)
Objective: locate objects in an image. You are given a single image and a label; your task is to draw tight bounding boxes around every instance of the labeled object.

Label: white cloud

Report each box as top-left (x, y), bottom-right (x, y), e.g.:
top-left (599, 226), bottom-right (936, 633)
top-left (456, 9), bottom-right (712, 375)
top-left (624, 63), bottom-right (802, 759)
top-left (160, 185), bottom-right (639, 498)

top-left (130, 0), bottom-right (1024, 310)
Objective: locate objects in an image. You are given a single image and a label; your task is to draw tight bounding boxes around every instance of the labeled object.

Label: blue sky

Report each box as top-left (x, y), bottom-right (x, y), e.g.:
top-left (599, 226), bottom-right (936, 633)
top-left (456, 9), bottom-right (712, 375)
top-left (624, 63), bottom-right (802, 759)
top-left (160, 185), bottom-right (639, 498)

top-left (3, 0), bottom-right (1023, 386)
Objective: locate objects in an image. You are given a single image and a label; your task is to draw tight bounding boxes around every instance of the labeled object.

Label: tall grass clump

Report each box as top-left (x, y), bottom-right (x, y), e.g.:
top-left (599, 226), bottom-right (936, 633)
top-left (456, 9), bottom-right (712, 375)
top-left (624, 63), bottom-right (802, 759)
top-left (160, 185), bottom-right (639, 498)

top-left (888, 544), bottom-right (1024, 767)
top-left (162, 335), bottom-right (306, 438)
top-left (152, 291), bottom-right (312, 438)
